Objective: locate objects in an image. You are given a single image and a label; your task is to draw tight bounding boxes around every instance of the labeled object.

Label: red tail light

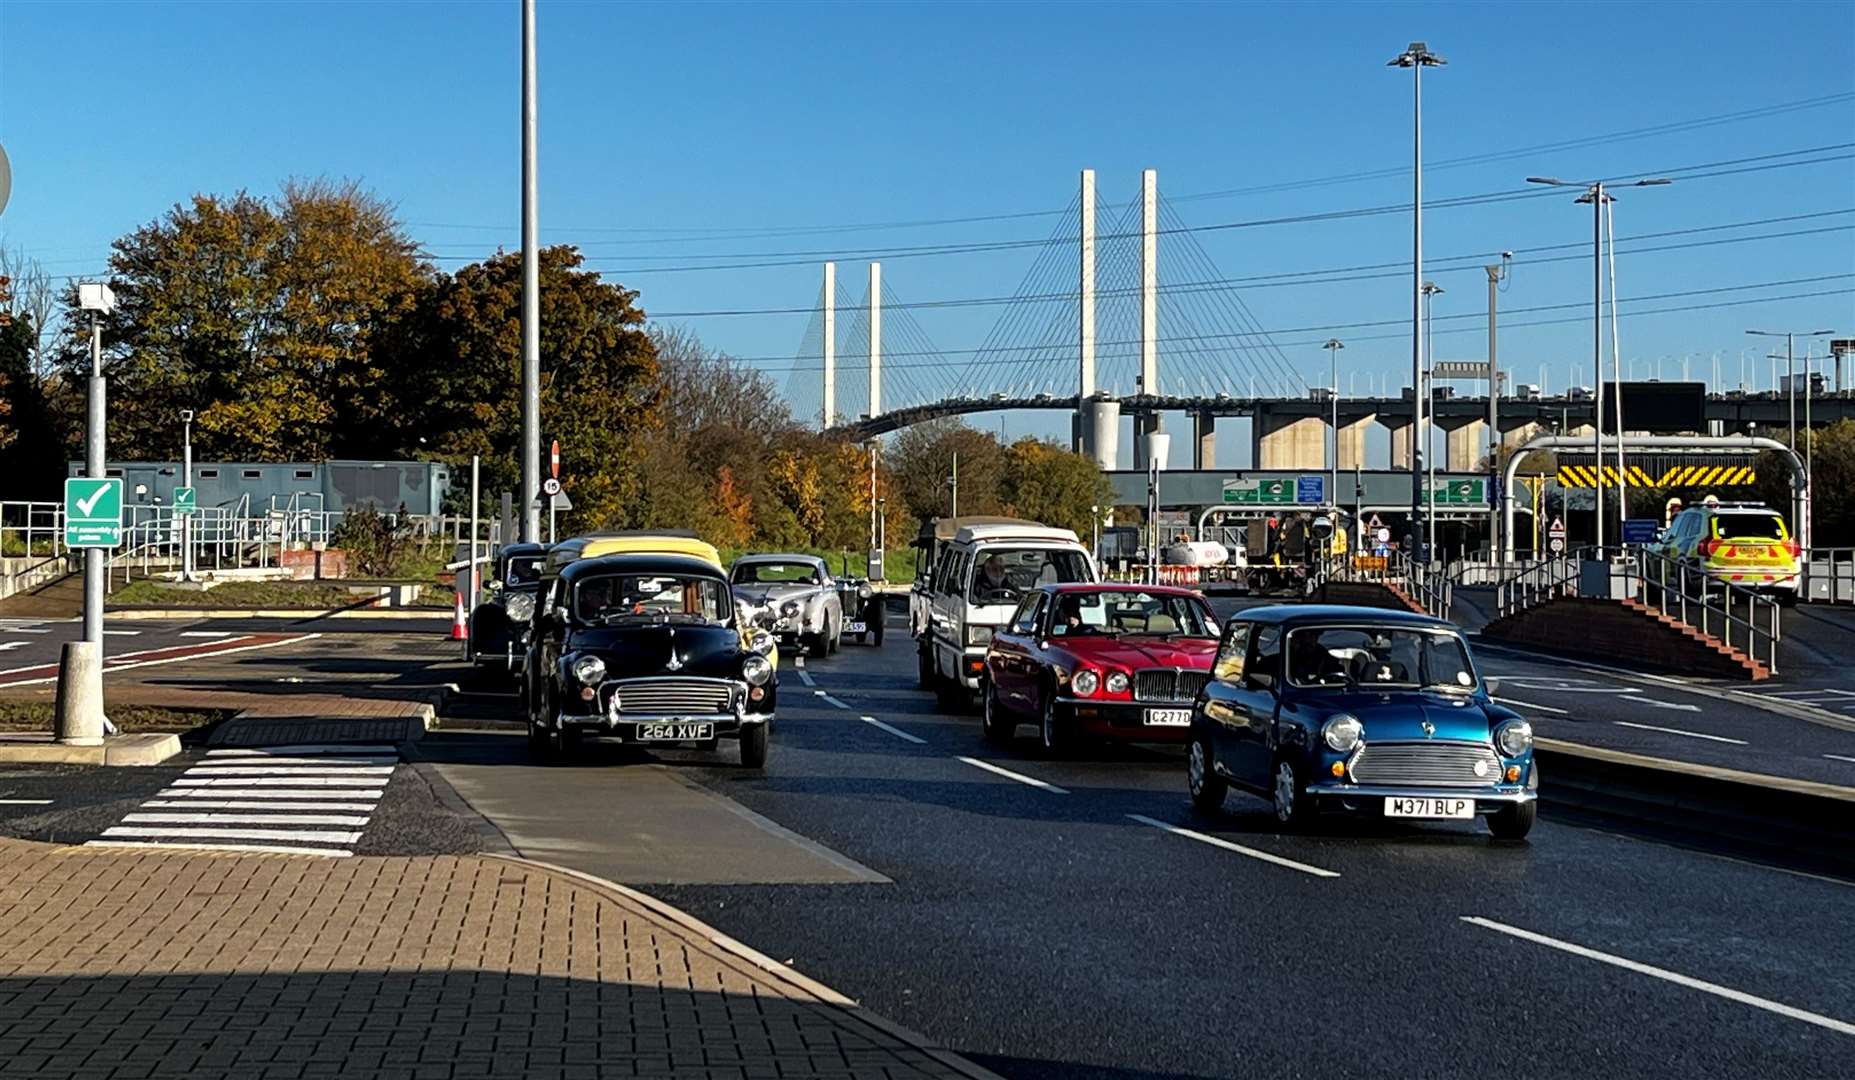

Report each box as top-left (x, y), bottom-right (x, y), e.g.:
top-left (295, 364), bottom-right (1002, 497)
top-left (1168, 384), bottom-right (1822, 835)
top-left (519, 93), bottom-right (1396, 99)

top-left (1698, 539), bottom-right (1721, 557)
top-left (1782, 539), bottom-right (1800, 557)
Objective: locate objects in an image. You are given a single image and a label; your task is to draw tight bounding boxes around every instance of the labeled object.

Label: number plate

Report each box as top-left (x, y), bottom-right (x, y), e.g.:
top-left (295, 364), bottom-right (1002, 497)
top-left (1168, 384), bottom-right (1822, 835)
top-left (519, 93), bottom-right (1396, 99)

top-left (846, 621), bottom-right (867, 633)
top-left (1384, 796), bottom-right (1475, 819)
top-left (636, 722), bottom-right (714, 742)
top-left (1143, 708), bottom-right (1192, 727)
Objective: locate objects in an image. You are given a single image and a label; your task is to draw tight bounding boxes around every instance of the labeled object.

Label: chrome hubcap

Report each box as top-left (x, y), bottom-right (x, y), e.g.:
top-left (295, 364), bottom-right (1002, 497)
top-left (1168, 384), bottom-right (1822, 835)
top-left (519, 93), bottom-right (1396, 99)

top-left (1274, 763), bottom-right (1295, 821)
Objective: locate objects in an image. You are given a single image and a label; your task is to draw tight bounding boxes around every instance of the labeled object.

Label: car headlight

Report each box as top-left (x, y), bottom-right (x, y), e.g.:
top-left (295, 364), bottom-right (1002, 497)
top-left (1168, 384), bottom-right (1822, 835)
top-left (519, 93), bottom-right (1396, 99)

top-left (1496, 720), bottom-right (1534, 757)
top-left (1072, 669), bottom-right (1100, 696)
top-left (745, 628), bottom-right (775, 656)
top-left (504, 592), bottom-right (535, 623)
top-left (742, 653), bottom-right (773, 686)
top-left (571, 655), bottom-right (606, 685)
top-left (1105, 671), bottom-right (1130, 695)
top-left (965, 625), bottom-right (994, 648)
top-left (1322, 713), bottom-right (1363, 752)
top-left (858, 584), bottom-right (872, 599)
top-left (781, 600), bottom-right (800, 619)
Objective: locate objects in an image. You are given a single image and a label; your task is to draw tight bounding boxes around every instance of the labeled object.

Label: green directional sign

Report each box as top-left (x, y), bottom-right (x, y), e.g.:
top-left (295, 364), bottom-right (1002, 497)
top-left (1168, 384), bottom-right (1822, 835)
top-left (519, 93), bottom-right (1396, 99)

top-left (173, 486), bottom-right (198, 515)
top-left (64, 477), bottom-right (124, 548)
top-left (1427, 478), bottom-right (1487, 505)
top-left (1222, 477), bottom-right (1296, 505)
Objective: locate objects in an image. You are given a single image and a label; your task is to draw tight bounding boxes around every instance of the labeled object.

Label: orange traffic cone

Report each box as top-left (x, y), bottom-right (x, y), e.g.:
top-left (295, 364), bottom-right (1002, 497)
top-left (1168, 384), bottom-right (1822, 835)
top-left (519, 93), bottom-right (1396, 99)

top-left (451, 585), bottom-right (468, 641)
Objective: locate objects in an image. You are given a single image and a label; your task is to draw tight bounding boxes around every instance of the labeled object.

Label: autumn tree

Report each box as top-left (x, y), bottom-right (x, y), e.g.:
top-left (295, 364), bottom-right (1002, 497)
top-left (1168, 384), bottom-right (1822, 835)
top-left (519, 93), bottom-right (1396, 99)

top-left (55, 180), bottom-right (431, 460)
top-left (885, 418), bottom-right (1005, 527)
top-left (999, 437), bottom-right (1118, 537)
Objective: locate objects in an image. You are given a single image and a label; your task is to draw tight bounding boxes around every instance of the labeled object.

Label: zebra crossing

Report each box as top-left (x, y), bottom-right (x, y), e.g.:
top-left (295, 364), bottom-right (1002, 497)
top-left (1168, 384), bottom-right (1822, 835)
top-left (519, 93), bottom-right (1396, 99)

top-left (85, 744), bottom-right (398, 857)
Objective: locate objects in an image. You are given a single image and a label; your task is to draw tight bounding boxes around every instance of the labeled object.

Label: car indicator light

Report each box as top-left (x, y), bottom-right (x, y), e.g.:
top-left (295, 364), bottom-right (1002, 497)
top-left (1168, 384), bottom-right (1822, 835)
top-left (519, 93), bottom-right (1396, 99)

top-left (750, 686), bottom-right (765, 701)
top-left (1506, 765), bottom-right (1521, 782)
top-left (1330, 761), bottom-right (1345, 778)
top-left (579, 686), bottom-right (596, 701)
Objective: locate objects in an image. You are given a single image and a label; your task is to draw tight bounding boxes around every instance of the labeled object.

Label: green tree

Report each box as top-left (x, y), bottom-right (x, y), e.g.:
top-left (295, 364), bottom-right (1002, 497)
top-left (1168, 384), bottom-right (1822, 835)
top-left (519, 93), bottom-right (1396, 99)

top-left (885, 418), bottom-right (1004, 527)
top-left (54, 180), bottom-right (431, 460)
top-left (1751, 421), bottom-right (1855, 545)
top-left (0, 273), bottom-right (70, 499)
top-left (999, 437), bottom-right (1117, 537)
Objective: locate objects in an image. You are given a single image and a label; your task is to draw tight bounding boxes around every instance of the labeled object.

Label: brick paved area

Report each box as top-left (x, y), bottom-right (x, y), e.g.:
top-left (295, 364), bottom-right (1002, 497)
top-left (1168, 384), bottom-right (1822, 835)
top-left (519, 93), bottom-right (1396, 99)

top-left (0, 839), bottom-right (987, 1079)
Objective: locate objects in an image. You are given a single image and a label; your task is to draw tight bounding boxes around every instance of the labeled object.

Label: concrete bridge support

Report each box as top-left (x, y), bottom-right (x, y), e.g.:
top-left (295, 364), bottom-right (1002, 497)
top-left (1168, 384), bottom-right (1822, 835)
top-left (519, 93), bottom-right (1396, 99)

top-left (1337, 414), bottom-right (1375, 470)
top-left (1500, 421), bottom-right (1543, 454)
top-left (1445, 419), bottom-right (1489, 472)
top-left (1192, 411), bottom-right (1215, 469)
top-left (1081, 396), bottom-right (1121, 472)
top-left (1133, 412), bottom-right (1164, 470)
top-left (1385, 420), bottom-right (1414, 472)
top-left (1253, 411), bottom-right (1325, 470)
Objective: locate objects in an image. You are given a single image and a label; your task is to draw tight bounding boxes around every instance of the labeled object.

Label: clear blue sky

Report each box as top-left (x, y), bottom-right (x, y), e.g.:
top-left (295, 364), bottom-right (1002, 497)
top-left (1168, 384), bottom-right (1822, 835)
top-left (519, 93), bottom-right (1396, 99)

top-left (3, 1), bottom-right (1851, 457)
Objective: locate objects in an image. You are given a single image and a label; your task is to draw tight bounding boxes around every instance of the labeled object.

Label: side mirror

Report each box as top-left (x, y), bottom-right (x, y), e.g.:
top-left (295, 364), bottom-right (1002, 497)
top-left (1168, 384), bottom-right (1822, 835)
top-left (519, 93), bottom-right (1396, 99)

top-left (1484, 676), bottom-right (1502, 695)
top-left (1246, 672), bottom-right (1275, 691)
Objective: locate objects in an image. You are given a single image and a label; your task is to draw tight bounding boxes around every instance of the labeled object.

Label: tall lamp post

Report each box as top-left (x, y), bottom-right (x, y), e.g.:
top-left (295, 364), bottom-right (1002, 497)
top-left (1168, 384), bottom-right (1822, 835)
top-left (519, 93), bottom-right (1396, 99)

top-left (1421, 281), bottom-right (1444, 558)
top-left (519, 0), bottom-right (542, 543)
top-left (78, 283), bottom-right (115, 647)
top-left (1390, 40), bottom-right (1444, 560)
top-left (1323, 339), bottom-right (1344, 514)
top-left (1749, 327), bottom-right (1835, 548)
top-left (179, 409), bottom-right (194, 582)
top-left (1525, 174), bottom-right (1670, 550)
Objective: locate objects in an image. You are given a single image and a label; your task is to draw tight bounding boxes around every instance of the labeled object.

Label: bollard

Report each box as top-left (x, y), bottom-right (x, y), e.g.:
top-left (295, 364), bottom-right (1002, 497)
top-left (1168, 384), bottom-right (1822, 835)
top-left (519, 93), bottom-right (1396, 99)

top-left (53, 641), bottom-right (106, 746)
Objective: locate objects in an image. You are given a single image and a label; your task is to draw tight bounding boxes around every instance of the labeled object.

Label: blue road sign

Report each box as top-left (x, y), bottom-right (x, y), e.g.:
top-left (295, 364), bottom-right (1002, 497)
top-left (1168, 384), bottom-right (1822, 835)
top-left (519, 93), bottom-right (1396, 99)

top-left (1621, 518), bottom-right (1661, 545)
top-left (1295, 475), bottom-right (1325, 504)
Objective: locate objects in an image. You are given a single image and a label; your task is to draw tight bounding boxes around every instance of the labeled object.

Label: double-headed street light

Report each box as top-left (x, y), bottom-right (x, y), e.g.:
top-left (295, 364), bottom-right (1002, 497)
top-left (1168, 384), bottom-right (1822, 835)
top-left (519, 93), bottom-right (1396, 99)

top-left (1390, 40), bottom-right (1444, 561)
top-left (1525, 174), bottom-right (1670, 550)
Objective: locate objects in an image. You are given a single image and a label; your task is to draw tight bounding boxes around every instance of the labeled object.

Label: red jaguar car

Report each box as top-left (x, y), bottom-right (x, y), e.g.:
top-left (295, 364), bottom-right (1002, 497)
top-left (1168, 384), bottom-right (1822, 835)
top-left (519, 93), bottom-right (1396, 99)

top-left (982, 583), bottom-right (1222, 754)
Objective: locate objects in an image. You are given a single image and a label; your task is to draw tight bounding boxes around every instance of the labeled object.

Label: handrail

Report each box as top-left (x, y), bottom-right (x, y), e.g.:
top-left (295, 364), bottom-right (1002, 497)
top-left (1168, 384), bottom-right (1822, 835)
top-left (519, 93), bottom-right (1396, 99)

top-left (1617, 548), bottom-right (1782, 674)
top-left (1320, 551), bottom-right (1454, 621)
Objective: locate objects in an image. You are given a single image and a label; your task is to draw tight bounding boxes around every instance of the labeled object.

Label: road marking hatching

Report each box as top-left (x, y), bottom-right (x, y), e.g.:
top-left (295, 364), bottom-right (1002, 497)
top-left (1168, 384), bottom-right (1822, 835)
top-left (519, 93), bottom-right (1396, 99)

top-left (858, 715), bottom-right (925, 744)
top-left (86, 745), bottom-right (395, 856)
top-left (794, 665), bottom-right (817, 687)
top-left (1461, 916), bottom-right (1855, 1036)
top-left (955, 756), bottom-right (1069, 794)
top-left (1613, 721), bottom-right (1748, 745)
top-left (0, 633), bottom-right (315, 688)
top-left (1492, 696), bottom-right (1570, 715)
top-left (814, 691), bottom-right (851, 710)
top-left (1126, 814), bottom-right (1341, 878)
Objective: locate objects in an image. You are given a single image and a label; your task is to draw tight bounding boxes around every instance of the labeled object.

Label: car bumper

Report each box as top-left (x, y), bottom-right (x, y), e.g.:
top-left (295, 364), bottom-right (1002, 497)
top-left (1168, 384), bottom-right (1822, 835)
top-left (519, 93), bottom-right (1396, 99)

top-left (1053, 697), bottom-right (1195, 742)
top-left (1702, 566), bottom-right (1800, 592)
top-left (1304, 781), bottom-right (1536, 813)
top-left (556, 710), bottom-right (770, 743)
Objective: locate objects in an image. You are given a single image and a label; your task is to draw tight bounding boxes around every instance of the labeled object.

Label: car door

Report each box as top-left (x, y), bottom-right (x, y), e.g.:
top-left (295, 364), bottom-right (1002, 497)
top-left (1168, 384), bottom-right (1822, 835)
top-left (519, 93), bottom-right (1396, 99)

top-left (933, 550), bottom-right (971, 677)
top-left (1222, 624), bottom-right (1283, 788)
top-left (990, 594), bottom-right (1043, 709)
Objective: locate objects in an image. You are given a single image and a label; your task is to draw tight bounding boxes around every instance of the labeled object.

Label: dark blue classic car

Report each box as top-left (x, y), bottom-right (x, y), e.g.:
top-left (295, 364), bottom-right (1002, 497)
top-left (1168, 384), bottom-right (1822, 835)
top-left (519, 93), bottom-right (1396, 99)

top-left (1187, 605), bottom-right (1536, 838)
top-left (523, 552), bottom-right (777, 766)
top-left (468, 542), bottom-right (547, 677)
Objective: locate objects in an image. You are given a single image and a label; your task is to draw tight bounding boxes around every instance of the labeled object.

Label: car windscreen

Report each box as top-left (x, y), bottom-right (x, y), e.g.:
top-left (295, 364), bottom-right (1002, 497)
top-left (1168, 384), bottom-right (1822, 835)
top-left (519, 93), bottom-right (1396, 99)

top-left (732, 562), bottom-right (819, 584)
top-left (575, 574), bottom-right (730, 625)
top-left (1711, 512), bottom-right (1786, 540)
top-left (1285, 626), bottom-right (1475, 690)
top-left (505, 556), bottom-right (543, 586)
top-left (966, 548), bottom-right (1090, 605)
top-left (1048, 591), bottom-right (1215, 639)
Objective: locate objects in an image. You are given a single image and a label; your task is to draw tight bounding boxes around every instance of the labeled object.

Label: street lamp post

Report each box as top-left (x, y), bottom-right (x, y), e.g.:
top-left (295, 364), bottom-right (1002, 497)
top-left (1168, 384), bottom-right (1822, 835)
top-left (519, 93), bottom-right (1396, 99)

top-left (1748, 327), bottom-right (1835, 548)
top-left (78, 283), bottom-right (115, 647)
top-left (1390, 40), bottom-right (1444, 561)
top-left (1526, 174), bottom-right (1670, 550)
top-left (1323, 338), bottom-right (1344, 514)
top-left (519, 0), bottom-right (542, 544)
top-left (180, 409), bottom-right (194, 582)
top-left (1421, 281), bottom-right (1443, 558)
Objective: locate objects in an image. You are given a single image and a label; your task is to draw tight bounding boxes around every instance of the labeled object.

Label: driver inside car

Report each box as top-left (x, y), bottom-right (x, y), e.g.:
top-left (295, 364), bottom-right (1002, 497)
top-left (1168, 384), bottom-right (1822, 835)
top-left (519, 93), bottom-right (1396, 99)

top-left (977, 555), bottom-right (1011, 596)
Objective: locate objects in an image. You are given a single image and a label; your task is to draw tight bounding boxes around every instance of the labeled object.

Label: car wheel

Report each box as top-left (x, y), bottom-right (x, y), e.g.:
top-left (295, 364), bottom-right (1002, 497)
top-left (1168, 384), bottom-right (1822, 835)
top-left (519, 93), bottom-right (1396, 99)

top-left (1272, 756), bottom-right (1313, 829)
top-left (1486, 799), bottom-right (1536, 840)
top-left (808, 630), bottom-right (829, 660)
top-left (872, 620), bottom-right (885, 647)
top-left (1039, 693), bottom-right (1067, 757)
top-left (1188, 734), bottom-right (1228, 814)
top-left (982, 681), bottom-right (1015, 744)
top-left (917, 642), bottom-right (935, 689)
top-left (827, 617), bottom-right (840, 654)
top-left (935, 670), bottom-right (970, 714)
top-left (543, 723), bottom-right (580, 764)
top-left (739, 723), bottom-right (769, 769)
top-left (855, 631), bottom-right (868, 645)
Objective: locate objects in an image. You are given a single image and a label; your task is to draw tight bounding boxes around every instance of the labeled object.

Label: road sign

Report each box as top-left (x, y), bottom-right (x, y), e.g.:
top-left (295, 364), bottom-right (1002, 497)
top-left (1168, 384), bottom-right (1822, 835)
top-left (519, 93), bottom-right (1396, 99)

top-left (1621, 518), bottom-right (1660, 545)
top-left (1433, 361), bottom-right (1491, 380)
top-left (550, 439), bottom-right (560, 480)
top-left (533, 489), bottom-right (572, 512)
top-left (1426, 478), bottom-right (1486, 505)
top-left (1221, 477), bottom-right (1295, 505)
top-left (542, 477), bottom-right (561, 497)
top-left (1374, 527), bottom-right (1391, 544)
top-left (1295, 475), bottom-right (1325, 504)
top-left (63, 478), bottom-right (123, 548)
top-left (1547, 515), bottom-right (1566, 555)
top-left (172, 486), bottom-right (197, 516)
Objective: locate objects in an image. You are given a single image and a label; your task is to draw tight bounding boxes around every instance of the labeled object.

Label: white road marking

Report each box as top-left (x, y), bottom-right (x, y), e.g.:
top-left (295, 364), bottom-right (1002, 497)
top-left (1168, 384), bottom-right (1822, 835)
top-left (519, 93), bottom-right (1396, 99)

top-left (177, 765), bottom-right (395, 777)
top-left (858, 715), bottom-right (925, 744)
top-left (178, 631), bottom-right (234, 638)
top-left (169, 776), bottom-right (386, 788)
top-left (1461, 916), bottom-right (1855, 1036)
top-left (1636, 697), bottom-right (1703, 713)
top-left (189, 756), bottom-right (396, 768)
top-left (143, 799), bottom-right (378, 812)
top-left (0, 627), bottom-right (47, 634)
top-left (99, 826), bottom-right (363, 843)
top-left (207, 744), bottom-right (396, 757)
top-left (1759, 688), bottom-right (1855, 699)
top-left (0, 642), bottom-right (26, 653)
top-left (102, 630), bottom-right (141, 636)
top-left (795, 665), bottom-right (817, 687)
top-left (1492, 696), bottom-right (1570, 715)
top-left (1127, 814), bottom-right (1341, 879)
top-left (0, 799), bottom-right (52, 805)
top-left (0, 633), bottom-right (310, 687)
top-left (124, 812), bottom-right (372, 827)
top-left (1613, 721), bottom-right (1747, 745)
top-left (1824, 754), bottom-right (1855, 764)
top-left (956, 756), bottom-right (1069, 794)
top-left (155, 788), bottom-right (385, 800)
top-left (815, 691), bottom-right (851, 710)
top-left (82, 840), bottom-right (351, 858)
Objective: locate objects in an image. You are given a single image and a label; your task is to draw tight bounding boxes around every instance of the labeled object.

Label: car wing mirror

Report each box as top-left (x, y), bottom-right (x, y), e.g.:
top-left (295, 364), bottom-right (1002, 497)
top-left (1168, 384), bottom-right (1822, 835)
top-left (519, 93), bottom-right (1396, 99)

top-left (1484, 676), bottom-right (1501, 695)
top-left (1246, 672), bottom-right (1275, 691)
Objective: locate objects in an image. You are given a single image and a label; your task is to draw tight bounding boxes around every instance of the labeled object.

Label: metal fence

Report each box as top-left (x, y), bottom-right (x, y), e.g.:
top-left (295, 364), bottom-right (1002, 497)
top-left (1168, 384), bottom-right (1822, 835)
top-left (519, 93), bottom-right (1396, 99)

top-left (0, 501), bottom-right (63, 558)
top-left (1318, 551), bottom-right (1454, 620)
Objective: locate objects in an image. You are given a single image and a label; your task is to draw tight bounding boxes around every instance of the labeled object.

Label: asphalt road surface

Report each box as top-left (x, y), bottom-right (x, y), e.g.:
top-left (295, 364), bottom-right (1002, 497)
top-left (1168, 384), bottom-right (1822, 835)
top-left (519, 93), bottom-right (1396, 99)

top-left (421, 611), bottom-right (1853, 1080)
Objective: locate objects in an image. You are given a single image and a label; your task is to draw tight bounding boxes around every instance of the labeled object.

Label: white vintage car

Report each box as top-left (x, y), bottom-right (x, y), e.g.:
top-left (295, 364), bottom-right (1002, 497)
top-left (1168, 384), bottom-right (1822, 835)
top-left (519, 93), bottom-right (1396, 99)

top-left (729, 554), bottom-right (844, 659)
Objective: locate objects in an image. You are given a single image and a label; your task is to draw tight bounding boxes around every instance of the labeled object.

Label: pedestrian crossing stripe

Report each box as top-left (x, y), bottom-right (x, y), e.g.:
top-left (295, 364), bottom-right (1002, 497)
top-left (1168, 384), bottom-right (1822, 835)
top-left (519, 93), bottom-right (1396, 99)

top-left (1555, 464), bottom-right (1756, 488)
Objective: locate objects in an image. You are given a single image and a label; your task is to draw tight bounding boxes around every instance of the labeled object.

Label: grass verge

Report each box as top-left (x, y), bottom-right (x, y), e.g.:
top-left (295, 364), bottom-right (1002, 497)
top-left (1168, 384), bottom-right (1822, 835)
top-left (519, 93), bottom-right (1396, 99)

top-left (0, 703), bottom-right (237, 734)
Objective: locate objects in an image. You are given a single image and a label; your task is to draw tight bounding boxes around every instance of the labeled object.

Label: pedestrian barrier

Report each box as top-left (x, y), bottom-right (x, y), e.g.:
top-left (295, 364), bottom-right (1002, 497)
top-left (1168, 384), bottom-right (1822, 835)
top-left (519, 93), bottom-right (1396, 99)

top-left (1317, 551), bottom-right (1454, 620)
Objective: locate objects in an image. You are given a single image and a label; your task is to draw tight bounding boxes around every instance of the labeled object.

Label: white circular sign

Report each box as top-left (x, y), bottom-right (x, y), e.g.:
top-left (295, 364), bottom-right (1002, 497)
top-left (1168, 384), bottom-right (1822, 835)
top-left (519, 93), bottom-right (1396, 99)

top-left (1549, 537), bottom-right (1565, 553)
top-left (542, 477), bottom-right (562, 496)
top-left (1375, 527), bottom-right (1391, 543)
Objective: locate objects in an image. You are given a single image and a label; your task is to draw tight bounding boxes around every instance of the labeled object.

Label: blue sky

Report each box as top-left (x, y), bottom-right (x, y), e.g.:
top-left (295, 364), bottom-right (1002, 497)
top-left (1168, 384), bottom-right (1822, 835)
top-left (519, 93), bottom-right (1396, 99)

top-left (3, 1), bottom-right (1851, 459)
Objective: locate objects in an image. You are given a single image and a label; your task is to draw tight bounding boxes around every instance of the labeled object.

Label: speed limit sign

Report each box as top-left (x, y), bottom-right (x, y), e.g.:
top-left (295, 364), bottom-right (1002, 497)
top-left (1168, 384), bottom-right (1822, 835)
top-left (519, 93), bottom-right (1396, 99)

top-left (542, 477), bottom-right (562, 497)
top-left (1549, 536), bottom-right (1565, 554)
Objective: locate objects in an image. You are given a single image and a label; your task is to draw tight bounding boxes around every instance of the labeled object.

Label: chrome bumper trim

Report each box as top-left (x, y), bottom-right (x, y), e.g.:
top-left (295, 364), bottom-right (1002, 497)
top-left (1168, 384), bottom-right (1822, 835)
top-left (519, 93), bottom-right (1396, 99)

top-left (1306, 782), bottom-right (1536, 804)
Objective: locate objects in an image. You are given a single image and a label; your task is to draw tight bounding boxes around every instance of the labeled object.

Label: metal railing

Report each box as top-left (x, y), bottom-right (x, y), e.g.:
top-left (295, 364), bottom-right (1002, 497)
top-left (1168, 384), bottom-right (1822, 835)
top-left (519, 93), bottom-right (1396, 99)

top-left (1319, 551), bottom-right (1455, 620)
top-left (1493, 556), bottom-right (1580, 619)
top-left (0, 500), bottom-right (63, 558)
top-left (1616, 548), bottom-right (1782, 674)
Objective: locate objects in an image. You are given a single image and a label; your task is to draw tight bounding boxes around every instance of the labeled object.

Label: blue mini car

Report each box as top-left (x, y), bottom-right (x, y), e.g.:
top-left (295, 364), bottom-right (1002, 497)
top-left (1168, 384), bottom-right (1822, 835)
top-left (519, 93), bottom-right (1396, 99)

top-left (1187, 605), bottom-right (1537, 839)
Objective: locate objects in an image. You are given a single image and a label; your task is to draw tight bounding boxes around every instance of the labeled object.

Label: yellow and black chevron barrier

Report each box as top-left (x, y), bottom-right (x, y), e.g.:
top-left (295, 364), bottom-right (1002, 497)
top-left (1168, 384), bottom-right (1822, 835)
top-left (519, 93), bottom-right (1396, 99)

top-left (1555, 464), bottom-right (1756, 488)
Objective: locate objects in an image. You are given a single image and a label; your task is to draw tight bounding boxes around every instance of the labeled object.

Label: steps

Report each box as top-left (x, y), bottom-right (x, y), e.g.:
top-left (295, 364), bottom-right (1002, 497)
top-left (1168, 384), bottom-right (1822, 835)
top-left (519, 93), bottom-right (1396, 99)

top-left (1481, 595), bottom-right (1770, 680)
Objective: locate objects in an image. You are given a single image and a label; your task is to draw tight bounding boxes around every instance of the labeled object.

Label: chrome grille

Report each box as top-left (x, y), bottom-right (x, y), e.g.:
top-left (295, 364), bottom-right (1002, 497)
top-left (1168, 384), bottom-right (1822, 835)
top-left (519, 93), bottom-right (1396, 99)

top-left (1133, 669), bottom-right (1210, 704)
top-left (610, 678), bottom-right (735, 716)
top-left (1350, 741), bottom-right (1502, 787)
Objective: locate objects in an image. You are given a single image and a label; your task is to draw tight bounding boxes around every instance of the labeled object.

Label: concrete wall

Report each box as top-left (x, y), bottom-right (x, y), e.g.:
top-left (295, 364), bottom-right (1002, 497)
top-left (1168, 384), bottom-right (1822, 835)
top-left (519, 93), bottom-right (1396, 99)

top-left (0, 555), bottom-right (69, 603)
top-left (1386, 421), bottom-right (1413, 472)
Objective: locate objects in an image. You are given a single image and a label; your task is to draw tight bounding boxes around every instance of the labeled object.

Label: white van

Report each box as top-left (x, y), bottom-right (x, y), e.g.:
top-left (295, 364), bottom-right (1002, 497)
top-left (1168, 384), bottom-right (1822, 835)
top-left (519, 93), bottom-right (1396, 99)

top-left (916, 521), bottom-right (1096, 707)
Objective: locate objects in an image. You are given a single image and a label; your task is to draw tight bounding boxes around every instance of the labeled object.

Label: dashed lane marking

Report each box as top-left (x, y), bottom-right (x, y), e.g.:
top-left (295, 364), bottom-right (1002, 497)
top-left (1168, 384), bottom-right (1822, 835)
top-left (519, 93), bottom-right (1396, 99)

top-left (1492, 695), bottom-right (1570, 715)
top-left (794, 659), bottom-right (817, 687)
top-left (1127, 814), bottom-right (1341, 879)
top-left (1824, 754), bottom-right (1855, 764)
top-left (1613, 721), bottom-right (1747, 745)
top-left (814, 691), bottom-right (851, 710)
top-left (956, 756), bottom-right (1069, 794)
top-left (858, 715), bottom-right (925, 744)
top-left (102, 630), bottom-right (142, 636)
top-left (0, 643), bottom-right (25, 653)
top-left (0, 799), bottom-right (52, 805)
top-left (1462, 916), bottom-right (1855, 1036)
top-left (178, 631), bottom-right (234, 638)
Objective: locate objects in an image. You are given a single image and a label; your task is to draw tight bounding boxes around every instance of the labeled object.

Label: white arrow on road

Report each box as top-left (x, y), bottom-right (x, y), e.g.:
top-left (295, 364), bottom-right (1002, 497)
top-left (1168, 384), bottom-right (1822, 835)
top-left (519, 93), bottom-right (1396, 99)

top-left (0, 642), bottom-right (26, 652)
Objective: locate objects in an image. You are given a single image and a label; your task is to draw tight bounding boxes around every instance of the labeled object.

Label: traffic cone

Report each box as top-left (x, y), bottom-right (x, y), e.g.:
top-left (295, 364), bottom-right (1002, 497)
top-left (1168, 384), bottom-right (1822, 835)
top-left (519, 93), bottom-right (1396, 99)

top-left (451, 585), bottom-right (468, 641)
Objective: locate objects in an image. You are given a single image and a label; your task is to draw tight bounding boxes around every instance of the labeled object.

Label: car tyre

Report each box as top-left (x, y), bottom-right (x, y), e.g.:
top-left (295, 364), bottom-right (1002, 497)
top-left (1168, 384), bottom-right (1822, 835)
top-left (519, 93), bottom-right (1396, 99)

top-left (982, 681), bottom-right (1015, 744)
top-left (1039, 693), bottom-right (1068, 758)
top-left (935, 670), bottom-right (970, 714)
top-left (917, 642), bottom-right (935, 689)
top-left (739, 722), bottom-right (769, 769)
top-left (1272, 756), bottom-right (1314, 830)
top-left (1188, 734), bottom-right (1228, 814)
top-left (1486, 799), bottom-right (1536, 840)
top-left (808, 629), bottom-right (830, 660)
